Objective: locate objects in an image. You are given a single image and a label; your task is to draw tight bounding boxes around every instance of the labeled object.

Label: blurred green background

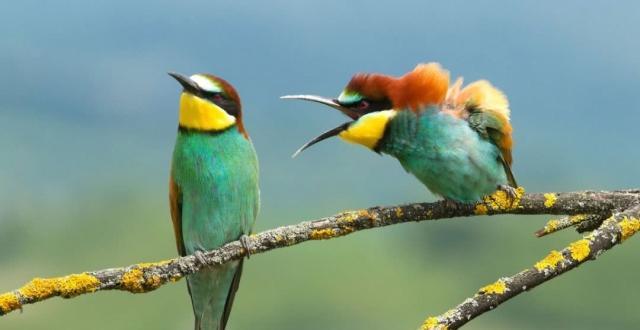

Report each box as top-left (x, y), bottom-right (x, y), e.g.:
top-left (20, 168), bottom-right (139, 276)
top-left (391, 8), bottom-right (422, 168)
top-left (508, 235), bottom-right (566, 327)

top-left (1, 1), bottom-right (639, 329)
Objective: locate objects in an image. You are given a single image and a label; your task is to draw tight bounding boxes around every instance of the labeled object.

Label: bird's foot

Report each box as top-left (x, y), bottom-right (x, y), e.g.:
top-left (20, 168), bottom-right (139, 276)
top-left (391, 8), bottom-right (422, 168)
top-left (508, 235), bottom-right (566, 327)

top-left (193, 249), bottom-right (208, 267)
top-left (239, 234), bottom-right (252, 259)
top-left (497, 184), bottom-right (518, 199)
top-left (496, 184), bottom-right (518, 208)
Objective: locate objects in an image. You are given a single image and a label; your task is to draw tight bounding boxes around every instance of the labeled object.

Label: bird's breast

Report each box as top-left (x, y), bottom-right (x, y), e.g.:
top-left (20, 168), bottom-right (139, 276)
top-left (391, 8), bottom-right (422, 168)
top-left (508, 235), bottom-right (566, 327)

top-left (171, 128), bottom-right (259, 252)
top-left (378, 109), bottom-right (507, 201)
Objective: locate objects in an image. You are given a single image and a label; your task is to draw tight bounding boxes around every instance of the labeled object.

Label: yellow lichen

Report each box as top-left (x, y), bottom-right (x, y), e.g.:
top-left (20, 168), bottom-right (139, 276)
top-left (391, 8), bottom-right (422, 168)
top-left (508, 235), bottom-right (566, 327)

top-left (421, 316), bottom-right (447, 330)
top-left (1, 274), bottom-right (100, 315)
top-left (337, 210), bottom-right (372, 225)
top-left (619, 216), bottom-right (640, 240)
top-left (569, 239), bottom-right (590, 261)
top-left (474, 204), bottom-right (488, 215)
top-left (359, 209), bottom-right (377, 224)
top-left (58, 274), bottom-right (101, 297)
top-left (309, 227), bottom-right (354, 240)
top-left (309, 228), bottom-right (335, 240)
top-left (340, 212), bottom-right (358, 223)
top-left (18, 273), bottom-right (100, 300)
top-left (542, 219), bottom-right (560, 233)
top-left (570, 214), bottom-right (588, 223)
top-left (136, 261), bottom-right (167, 269)
top-left (479, 280), bottom-right (507, 295)
top-left (543, 193), bottom-right (557, 208)
top-left (148, 275), bottom-right (162, 289)
top-left (119, 261), bottom-right (172, 293)
top-left (492, 187), bottom-right (523, 209)
top-left (0, 292), bottom-right (21, 314)
top-left (534, 250), bottom-right (564, 271)
top-left (121, 267), bottom-right (145, 293)
top-left (359, 209), bottom-right (372, 217)
top-left (477, 187), bottom-right (525, 214)
top-left (395, 207), bottom-right (404, 218)
top-left (19, 278), bottom-right (57, 300)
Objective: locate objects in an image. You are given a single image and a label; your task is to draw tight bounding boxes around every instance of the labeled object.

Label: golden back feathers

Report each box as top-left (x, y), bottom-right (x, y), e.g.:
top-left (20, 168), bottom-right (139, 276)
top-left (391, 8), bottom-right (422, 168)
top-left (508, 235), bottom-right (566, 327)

top-left (448, 78), bottom-right (513, 164)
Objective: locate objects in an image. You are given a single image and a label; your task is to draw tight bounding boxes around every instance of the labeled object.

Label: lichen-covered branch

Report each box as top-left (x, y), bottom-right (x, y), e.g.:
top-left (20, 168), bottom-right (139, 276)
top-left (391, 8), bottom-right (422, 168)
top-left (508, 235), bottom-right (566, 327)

top-left (0, 188), bottom-right (639, 327)
top-left (534, 213), bottom-right (609, 237)
top-left (420, 204), bottom-right (640, 330)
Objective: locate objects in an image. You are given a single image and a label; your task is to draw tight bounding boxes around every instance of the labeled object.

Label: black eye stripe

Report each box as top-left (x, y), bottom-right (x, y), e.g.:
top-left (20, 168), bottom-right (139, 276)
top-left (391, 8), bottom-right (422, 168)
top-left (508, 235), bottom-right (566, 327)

top-left (203, 95), bottom-right (240, 117)
top-left (343, 98), bottom-right (392, 113)
top-left (338, 99), bottom-right (363, 107)
top-left (201, 91), bottom-right (224, 99)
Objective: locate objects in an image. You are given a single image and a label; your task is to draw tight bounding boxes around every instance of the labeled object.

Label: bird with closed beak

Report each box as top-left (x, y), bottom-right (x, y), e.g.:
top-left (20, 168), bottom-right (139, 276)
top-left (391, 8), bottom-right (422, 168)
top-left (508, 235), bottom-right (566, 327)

top-left (168, 72), bottom-right (259, 330)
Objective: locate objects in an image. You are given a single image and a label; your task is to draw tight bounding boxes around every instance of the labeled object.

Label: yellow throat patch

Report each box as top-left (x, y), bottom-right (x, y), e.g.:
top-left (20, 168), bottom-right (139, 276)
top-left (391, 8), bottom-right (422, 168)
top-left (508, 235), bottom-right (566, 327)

top-left (178, 92), bottom-right (236, 131)
top-left (339, 110), bottom-right (397, 149)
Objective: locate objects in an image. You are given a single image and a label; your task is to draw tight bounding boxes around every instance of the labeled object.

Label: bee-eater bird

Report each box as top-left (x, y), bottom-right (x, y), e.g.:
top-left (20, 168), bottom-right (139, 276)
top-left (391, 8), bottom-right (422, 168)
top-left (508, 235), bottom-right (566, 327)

top-left (282, 63), bottom-right (516, 202)
top-left (168, 72), bottom-right (259, 330)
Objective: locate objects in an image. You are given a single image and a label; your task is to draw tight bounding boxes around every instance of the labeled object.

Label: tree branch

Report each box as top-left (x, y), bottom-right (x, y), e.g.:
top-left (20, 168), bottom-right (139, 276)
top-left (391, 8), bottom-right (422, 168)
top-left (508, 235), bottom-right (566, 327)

top-left (0, 188), bottom-right (639, 329)
top-left (420, 203), bottom-right (640, 329)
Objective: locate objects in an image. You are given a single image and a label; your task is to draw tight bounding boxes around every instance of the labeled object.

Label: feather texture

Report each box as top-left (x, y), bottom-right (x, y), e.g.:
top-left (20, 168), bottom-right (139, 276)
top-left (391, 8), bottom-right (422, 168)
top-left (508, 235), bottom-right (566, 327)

top-left (344, 62), bottom-right (449, 111)
top-left (450, 79), bottom-right (513, 166)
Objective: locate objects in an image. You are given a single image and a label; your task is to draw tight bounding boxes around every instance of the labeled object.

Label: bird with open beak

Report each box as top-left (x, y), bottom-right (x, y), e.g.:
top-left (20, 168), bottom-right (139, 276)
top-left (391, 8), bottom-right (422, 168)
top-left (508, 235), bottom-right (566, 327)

top-left (282, 62), bottom-right (517, 202)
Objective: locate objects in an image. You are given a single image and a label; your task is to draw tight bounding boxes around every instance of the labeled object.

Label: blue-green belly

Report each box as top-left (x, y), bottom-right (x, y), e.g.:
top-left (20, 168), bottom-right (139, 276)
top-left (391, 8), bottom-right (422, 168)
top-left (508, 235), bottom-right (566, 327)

top-left (379, 109), bottom-right (507, 202)
top-left (171, 127), bottom-right (259, 329)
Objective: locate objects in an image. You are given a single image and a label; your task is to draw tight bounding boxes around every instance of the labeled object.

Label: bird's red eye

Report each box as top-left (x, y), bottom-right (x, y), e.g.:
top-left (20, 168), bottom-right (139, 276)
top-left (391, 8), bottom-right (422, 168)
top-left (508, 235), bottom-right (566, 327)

top-left (211, 94), bottom-right (224, 102)
top-left (357, 100), bottom-right (369, 110)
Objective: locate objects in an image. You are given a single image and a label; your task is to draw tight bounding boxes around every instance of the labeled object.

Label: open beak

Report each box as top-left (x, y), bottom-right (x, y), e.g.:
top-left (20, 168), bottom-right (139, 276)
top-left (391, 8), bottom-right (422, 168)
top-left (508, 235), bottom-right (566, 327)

top-left (281, 94), bottom-right (359, 158)
top-left (168, 72), bottom-right (200, 95)
top-left (290, 122), bottom-right (352, 158)
top-left (280, 94), bottom-right (361, 119)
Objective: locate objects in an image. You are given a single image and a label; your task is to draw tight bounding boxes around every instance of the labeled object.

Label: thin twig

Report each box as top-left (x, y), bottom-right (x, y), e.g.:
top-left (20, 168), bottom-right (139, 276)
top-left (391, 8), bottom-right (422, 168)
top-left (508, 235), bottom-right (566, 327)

top-left (534, 213), bottom-right (608, 237)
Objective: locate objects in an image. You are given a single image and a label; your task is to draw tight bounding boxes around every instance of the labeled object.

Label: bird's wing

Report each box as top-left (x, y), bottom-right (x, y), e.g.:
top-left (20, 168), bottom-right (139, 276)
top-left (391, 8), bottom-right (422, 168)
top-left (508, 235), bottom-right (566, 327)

top-left (220, 259), bottom-right (244, 330)
top-left (451, 79), bottom-right (517, 187)
top-left (169, 175), bottom-right (186, 256)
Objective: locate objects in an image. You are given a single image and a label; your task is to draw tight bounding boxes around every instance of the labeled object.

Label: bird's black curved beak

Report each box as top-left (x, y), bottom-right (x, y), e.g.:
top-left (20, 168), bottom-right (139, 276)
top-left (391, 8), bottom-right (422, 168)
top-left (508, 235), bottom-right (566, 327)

top-left (281, 94), bottom-right (357, 158)
top-left (168, 72), bottom-right (200, 95)
top-left (280, 94), bottom-right (361, 120)
top-left (290, 121), bottom-right (352, 158)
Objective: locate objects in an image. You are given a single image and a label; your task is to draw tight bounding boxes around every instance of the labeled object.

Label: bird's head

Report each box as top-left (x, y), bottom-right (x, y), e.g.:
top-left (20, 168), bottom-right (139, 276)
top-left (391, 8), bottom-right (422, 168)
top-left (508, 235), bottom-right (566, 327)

top-left (169, 72), bottom-right (246, 137)
top-left (282, 63), bottom-right (449, 156)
